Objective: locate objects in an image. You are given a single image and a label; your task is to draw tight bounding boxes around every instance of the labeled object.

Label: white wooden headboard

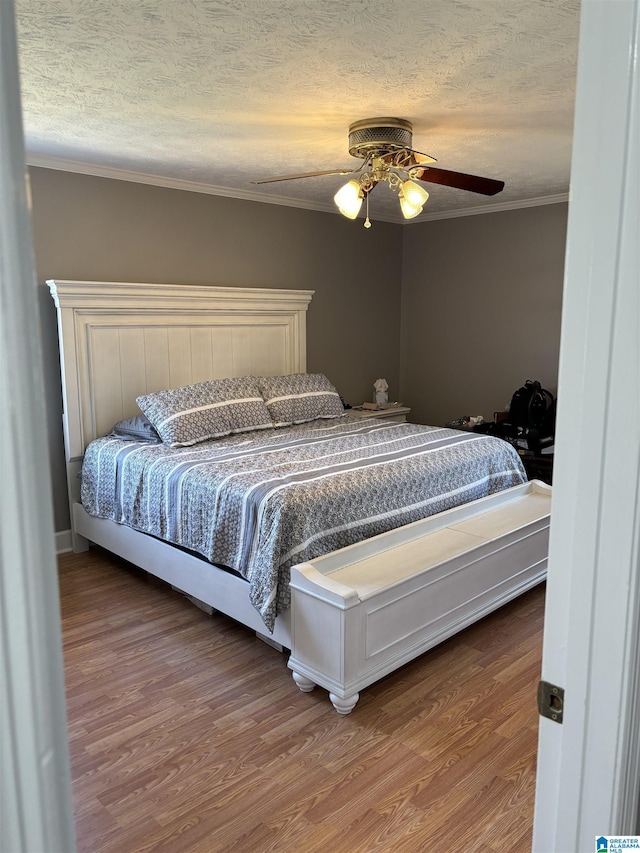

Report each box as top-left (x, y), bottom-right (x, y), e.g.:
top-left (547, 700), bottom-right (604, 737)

top-left (48, 281), bottom-right (314, 502)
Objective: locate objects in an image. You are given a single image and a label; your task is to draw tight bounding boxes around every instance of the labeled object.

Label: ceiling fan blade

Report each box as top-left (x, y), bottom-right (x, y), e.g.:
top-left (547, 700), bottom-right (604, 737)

top-left (407, 148), bottom-right (437, 165)
top-left (415, 167), bottom-right (505, 196)
top-left (251, 167), bottom-right (360, 185)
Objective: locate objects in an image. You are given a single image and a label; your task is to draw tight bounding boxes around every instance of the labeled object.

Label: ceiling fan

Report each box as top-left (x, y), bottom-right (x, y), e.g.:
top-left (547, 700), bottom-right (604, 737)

top-left (252, 117), bottom-right (505, 226)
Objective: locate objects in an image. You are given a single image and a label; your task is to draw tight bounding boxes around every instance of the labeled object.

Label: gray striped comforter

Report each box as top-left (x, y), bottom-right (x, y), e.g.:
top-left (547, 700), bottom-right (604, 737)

top-left (81, 417), bottom-right (526, 630)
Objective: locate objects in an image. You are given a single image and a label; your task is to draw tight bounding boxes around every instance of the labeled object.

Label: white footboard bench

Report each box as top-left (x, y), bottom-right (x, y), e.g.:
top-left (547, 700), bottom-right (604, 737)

top-left (288, 479), bottom-right (551, 714)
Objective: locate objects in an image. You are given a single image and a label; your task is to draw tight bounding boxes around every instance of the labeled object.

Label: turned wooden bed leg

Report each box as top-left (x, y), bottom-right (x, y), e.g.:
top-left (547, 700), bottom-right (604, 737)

top-left (329, 692), bottom-right (360, 715)
top-left (291, 672), bottom-right (359, 713)
top-left (291, 671), bottom-right (316, 693)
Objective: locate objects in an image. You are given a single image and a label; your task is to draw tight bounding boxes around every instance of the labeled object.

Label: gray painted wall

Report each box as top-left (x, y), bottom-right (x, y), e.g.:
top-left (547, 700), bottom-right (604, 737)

top-left (399, 203), bottom-right (568, 427)
top-left (29, 167), bottom-right (402, 531)
top-left (29, 167), bottom-right (567, 534)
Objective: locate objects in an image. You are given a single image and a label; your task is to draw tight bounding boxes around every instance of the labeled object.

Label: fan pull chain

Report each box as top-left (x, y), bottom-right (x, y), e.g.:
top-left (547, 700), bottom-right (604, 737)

top-left (364, 191), bottom-right (371, 229)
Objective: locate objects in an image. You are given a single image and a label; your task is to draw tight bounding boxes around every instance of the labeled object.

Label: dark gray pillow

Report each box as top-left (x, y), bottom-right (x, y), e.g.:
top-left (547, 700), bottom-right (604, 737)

top-left (109, 415), bottom-right (162, 443)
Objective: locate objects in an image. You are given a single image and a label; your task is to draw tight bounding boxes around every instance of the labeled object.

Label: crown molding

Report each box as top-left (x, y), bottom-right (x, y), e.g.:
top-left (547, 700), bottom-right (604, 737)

top-left (25, 152), bottom-right (399, 224)
top-left (25, 152), bottom-right (345, 211)
top-left (26, 152), bottom-right (569, 224)
top-left (407, 192), bottom-right (570, 222)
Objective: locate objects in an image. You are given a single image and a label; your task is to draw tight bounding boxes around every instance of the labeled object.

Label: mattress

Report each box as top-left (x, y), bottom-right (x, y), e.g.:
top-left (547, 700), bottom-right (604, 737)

top-left (81, 417), bottom-right (526, 630)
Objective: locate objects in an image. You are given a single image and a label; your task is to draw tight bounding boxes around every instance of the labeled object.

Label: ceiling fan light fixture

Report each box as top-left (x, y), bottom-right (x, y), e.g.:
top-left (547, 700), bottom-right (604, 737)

top-left (399, 180), bottom-right (429, 218)
top-left (254, 117), bottom-right (504, 223)
top-left (334, 179), bottom-right (363, 219)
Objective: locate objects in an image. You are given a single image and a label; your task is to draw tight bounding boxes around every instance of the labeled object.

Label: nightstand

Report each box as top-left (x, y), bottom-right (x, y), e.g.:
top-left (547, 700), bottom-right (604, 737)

top-left (346, 405), bottom-right (411, 424)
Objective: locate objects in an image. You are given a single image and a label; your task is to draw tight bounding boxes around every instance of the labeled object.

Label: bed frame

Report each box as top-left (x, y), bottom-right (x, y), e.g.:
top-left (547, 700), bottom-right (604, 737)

top-left (49, 279), bottom-right (551, 713)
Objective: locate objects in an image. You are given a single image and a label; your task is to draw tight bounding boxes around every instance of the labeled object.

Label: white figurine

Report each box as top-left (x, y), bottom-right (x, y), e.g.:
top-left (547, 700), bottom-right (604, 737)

top-left (374, 378), bottom-right (389, 406)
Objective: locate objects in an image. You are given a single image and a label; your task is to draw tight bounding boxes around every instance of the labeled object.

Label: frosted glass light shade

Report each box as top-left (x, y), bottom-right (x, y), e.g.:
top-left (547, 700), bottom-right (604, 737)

top-left (399, 180), bottom-right (429, 218)
top-left (401, 180), bottom-right (429, 206)
top-left (334, 180), bottom-right (363, 219)
top-left (399, 195), bottom-right (422, 219)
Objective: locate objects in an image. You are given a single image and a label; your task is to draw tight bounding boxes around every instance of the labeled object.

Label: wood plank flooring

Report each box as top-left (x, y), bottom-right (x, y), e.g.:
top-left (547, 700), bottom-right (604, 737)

top-left (58, 548), bottom-right (545, 853)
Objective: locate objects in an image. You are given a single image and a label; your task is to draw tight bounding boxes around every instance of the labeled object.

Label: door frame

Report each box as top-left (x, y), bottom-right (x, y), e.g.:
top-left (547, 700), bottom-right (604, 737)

top-left (0, 2), bottom-right (76, 850)
top-left (533, 0), bottom-right (640, 849)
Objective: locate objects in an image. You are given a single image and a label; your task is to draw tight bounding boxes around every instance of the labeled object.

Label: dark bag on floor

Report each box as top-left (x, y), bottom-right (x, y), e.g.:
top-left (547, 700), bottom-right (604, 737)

top-left (508, 380), bottom-right (555, 432)
top-left (488, 380), bottom-right (556, 453)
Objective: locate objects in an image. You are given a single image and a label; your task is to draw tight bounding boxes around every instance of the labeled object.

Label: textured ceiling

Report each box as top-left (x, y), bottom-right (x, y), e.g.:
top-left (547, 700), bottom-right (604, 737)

top-left (15, 0), bottom-right (581, 223)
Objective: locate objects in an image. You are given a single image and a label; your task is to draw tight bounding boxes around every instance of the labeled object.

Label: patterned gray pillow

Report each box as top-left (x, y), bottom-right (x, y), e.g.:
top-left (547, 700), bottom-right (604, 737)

top-left (136, 376), bottom-right (273, 448)
top-left (258, 373), bottom-right (344, 427)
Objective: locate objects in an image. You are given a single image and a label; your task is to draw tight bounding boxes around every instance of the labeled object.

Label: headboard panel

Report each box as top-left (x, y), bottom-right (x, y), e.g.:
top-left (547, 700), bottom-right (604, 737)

top-left (48, 281), bottom-right (314, 466)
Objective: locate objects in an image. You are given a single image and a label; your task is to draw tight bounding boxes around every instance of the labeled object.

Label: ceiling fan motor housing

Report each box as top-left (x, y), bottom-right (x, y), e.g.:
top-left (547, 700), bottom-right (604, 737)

top-left (348, 117), bottom-right (413, 159)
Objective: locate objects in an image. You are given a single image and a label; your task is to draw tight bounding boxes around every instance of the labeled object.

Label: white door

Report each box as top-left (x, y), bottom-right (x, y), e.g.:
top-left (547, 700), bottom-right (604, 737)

top-left (532, 0), bottom-right (640, 850)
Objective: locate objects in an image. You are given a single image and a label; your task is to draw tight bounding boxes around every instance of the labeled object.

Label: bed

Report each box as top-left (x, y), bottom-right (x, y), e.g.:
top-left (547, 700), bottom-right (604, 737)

top-left (49, 279), bottom-right (551, 712)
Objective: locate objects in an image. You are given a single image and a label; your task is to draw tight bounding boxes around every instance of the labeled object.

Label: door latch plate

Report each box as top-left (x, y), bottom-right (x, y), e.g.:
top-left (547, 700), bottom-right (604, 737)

top-left (537, 680), bottom-right (564, 723)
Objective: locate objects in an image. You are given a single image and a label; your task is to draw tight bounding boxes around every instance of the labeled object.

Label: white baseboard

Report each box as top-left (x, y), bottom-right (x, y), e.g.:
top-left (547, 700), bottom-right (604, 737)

top-left (55, 530), bottom-right (73, 554)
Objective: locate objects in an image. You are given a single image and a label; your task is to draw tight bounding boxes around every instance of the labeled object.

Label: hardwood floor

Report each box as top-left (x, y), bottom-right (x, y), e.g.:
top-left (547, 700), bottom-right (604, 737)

top-left (58, 548), bottom-right (545, 853)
